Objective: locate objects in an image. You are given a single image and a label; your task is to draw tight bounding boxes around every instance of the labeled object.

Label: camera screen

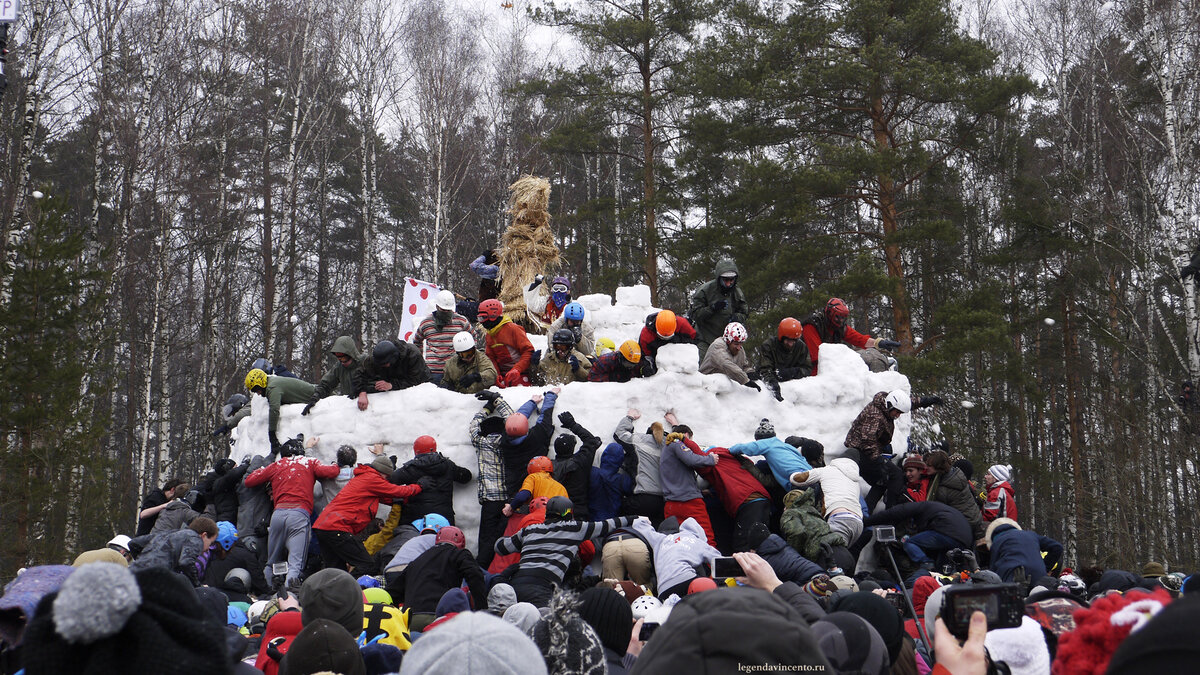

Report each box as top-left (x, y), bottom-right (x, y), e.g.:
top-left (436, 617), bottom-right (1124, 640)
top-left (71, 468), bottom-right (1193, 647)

top-left (712, 557), bottom-right (745, 578)
top-left (952, 593), bottom-right (998, 623)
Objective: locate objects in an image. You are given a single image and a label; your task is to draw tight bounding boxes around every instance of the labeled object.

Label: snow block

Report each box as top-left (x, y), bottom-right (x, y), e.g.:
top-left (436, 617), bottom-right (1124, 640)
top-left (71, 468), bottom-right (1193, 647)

top-left (615, 284), bottom-right (652, 307)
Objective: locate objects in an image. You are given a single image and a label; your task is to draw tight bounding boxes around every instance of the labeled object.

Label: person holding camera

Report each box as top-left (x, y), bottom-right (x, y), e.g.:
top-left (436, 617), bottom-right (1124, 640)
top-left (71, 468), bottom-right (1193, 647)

top-left (863, 500), bottom-right (973, 575)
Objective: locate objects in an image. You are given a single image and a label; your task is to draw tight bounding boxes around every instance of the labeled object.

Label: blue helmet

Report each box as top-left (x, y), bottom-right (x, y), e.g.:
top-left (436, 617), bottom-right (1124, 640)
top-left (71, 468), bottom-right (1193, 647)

top-left (216, 521), bottom-right (238, 551)
top-left (422, 513), bottom-right (450, 533)
top-left (564, 302), bottom-right (585, 321)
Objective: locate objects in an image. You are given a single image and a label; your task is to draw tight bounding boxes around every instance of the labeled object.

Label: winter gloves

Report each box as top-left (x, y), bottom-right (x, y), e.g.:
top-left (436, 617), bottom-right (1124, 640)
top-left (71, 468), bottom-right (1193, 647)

top-left (877, 339), bottom-right (901, 351)
top-left (558, 411), bottom-right (576, 428)
top-left (777, 367), bottom-right (804, 382)
top-left (475, 390), bottom-right (501, 403)
top-left (504, 369), bottom-right (524, 387)
top-left (301, 402), bottom-right (315, 416)
top-left (915, 396), bottom-right (944, 409)
top-left (744, 380), bottom-right (761, 391)
top-left (460, 372), bottom-right (482, 387)
top-left (211, 424), bottom-right (230, 436)
top-left (568, 355), bottom-right (581, 371)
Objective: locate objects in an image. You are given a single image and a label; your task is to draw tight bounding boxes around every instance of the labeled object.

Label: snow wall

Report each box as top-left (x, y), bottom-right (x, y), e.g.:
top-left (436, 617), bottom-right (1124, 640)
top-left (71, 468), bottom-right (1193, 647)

top-left (231, 285), bottom-right (911, 551)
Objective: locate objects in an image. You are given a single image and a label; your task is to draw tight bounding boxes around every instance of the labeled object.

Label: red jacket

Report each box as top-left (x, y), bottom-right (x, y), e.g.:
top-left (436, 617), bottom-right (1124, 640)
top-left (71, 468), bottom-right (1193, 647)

top-left (484, 318), bottom-right (534, 374)
top-left (638, 315), bottom-right (699, 359)
top-left (694, 446), bottom-right (771, 517)
top-left (313, 465), bottom-right (422, 534)
top-left (983, 481), bottom-right (1017, 522)
top-left (801, 322), bottom-right (872, 375)
top-left (488, 508), bottom-right (546, 574)
top-left (245, 456), bottom-right (340, 514)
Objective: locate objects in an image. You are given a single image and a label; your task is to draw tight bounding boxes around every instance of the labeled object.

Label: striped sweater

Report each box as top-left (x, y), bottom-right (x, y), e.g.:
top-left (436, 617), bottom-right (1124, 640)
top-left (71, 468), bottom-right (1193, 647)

top-left (414, 312), bottom-right (474, 375)
top-left (495, 516), bottom-right (633, 582)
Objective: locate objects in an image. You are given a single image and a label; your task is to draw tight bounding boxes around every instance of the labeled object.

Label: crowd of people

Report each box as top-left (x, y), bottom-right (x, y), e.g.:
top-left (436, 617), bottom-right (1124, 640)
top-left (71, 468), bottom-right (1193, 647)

top-left (2, 262), bottom-right (1196, 675)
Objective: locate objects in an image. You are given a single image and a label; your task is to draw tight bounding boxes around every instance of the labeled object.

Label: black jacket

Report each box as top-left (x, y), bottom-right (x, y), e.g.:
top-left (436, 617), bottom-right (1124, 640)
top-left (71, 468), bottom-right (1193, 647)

top-left (208, 463), bottom-right (248, 524)
top-left (756, 534), bottom-right (824, 586)
top-left (354, 342), bottom-right (429, 394)
top-left (389, 453), bottom-right (472, 525)
top-left (203, 539), bottom-right (270, 595)
top-left (391, 543), bottom-right (487, 614)
top-left (928, 467), bottom-right (985, 541)
top-left (862, 500), bottom-right (973, 547)
top-left (502, 403), bottom-right (557, 500)
top-left (552, 419), bottom-right (601, 519)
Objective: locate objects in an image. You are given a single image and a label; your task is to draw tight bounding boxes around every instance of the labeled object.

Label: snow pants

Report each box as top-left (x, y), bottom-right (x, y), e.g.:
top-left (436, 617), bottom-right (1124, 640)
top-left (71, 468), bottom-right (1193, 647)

top-left (264, 507), bottom-right (311, 585)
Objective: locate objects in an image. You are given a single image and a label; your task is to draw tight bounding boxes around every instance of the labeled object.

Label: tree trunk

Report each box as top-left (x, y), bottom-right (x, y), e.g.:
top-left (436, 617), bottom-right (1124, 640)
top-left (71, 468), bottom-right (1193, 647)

top-left (870, 91), bottom-right (915, 351)
top-left (1061, 291), bottom-right (1086, 563)
top-left (640, 4), bottom-right (658, 304)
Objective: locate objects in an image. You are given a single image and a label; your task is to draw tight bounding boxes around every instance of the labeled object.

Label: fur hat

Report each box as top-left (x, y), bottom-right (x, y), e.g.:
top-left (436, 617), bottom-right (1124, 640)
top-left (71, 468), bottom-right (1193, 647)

top-left (984, 616), bottom-right (1051, 675)
top-left (21, 564), bottom-right (228, 675)
top-left (531, 590), bottom-right (606, 675)
top-left (985, 517), bottom-right (1021, 549)
top-left (401, 611), bottom-right (548, 675)
top-left (300, 568), bottom-right (365, 637)
top-left (754, 418), bottom-right (775, 440)
top-left (987, 464), bottom-right (1011, 483)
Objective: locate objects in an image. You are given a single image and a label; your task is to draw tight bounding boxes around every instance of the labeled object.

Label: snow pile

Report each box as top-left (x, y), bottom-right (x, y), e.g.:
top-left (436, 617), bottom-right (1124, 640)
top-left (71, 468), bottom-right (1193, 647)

top-left (231, 286), bottom-right (911, 550)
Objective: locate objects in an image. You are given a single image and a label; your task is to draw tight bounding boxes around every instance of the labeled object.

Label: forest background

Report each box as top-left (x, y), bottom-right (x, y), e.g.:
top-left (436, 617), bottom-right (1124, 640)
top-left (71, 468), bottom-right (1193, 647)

top-left (0, 0), bottom-right (1198, 580)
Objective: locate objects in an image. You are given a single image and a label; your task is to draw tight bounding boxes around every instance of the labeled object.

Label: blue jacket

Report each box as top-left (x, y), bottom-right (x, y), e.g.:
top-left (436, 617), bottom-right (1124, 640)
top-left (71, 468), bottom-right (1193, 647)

top-left (590, 443), bottom-right (633, 521)
top-left (989, 525), bottom-right (1062, 583)
top-left (728, 438), bottom-right (812, 488)
top-left (755, 533), bottom-right (824, 585)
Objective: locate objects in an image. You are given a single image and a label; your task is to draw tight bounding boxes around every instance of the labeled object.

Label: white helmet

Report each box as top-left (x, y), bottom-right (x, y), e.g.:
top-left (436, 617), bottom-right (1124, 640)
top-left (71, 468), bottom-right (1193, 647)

top-left (435, 289), bottom-right (456, 311)
top-left (247, 600), bottom-right (271, 625)
top-left (107, 534), bottom-right (131, 551)
top-left (884, 390), bottom-right (912, 413)
top-left (630, 594), bottom-right (662, 620)
top-left (723, 322), bottom-right (748, 344)
top-left (452, 331), bottom-right (476, 353)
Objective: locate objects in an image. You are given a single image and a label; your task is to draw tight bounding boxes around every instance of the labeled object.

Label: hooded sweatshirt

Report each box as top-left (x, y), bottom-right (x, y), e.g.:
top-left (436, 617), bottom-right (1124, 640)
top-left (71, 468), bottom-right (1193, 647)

top-left (791, 457), bottom-right (862, 517)
top-left (630, 516), bottom-right (720, 593)
top-left (689, 258), bottom-right (749, 347)
top-left (309, 335), bottom-right (362, 404)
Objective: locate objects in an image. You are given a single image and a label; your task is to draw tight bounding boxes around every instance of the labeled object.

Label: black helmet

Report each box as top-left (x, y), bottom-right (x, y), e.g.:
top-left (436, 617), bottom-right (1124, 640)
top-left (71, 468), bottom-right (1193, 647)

top-left (545, 496), bottom-right (574, 519)
top-left (336, 445), bottom-right (357, 467)
top-left (551, 329), bottom-right (576, 347)
top-left (373, 340), bottom-right (400, 366)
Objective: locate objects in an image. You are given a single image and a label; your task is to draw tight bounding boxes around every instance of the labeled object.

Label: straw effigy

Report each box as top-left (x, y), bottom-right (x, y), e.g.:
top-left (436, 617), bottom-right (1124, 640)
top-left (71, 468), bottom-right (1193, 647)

top-left (497, 175), bottom-right (559, 332)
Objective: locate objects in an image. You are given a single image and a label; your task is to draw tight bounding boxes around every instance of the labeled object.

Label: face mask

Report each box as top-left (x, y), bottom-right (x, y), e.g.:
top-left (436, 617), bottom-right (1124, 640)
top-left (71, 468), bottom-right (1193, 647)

top-left (551, 290), bottom-right (569, 308)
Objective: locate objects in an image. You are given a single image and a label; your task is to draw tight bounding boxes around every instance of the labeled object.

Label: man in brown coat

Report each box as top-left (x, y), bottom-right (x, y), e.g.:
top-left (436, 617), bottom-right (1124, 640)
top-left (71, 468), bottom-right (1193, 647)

top-left (844, 389), bottom-right (942, 511)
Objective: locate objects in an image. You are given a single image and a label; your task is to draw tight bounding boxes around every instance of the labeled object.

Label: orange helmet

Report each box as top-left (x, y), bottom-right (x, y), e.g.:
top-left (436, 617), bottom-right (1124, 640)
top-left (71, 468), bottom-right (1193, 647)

top-left (778, 317), bottom-right (803, 340)
top-left (618, 340), bottom-right (642, 364)
top-left (505, 413), bottom-right (529, 437)
top-left (655, 310), bottom-right (677, 338)
top-left (527, 456), bottom-right (553, 475)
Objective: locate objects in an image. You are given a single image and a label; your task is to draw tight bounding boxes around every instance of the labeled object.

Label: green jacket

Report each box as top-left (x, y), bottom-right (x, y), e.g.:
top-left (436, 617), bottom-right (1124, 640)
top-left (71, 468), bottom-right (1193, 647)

top-left (689, 259), bottom-right (748, 345)
top-left (309, 335), bottom-right (362, 404)
top-left (756, 337), bottom-right (813, 384)
top-left (538, 349), bottom-right (592, 385)
top-left (441, 350), bottom-right (498, 394)
top-left (265, 375), bottom-right (316, 433)
top-left (780, 488), bottom-right (844, 561)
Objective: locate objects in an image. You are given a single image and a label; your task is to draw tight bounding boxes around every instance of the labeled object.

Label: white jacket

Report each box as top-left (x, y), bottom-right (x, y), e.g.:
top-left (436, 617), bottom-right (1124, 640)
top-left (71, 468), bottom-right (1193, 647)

top-left (792, 457), bottom-right (862, 517)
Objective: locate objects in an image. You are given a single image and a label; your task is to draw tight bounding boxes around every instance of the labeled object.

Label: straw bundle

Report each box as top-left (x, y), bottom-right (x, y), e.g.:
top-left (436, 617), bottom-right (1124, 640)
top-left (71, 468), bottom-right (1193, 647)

top-left (497, 175), bottom-right (559, 331)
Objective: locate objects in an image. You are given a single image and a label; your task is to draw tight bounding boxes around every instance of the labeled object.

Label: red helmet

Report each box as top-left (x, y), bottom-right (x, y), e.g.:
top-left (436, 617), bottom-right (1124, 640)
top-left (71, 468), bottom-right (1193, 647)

top-left (435, 526), bottom-right (466, 549)
top-left (478, 299), bottom-right (504, 322)
top-left (527, 456), bottom-right (553, 475)
top-left (825, 298), bottom-right (849, 327)
top-left (413, 435), bottom-right (437, 455)
top-left (530, 496), bottom-right (550, 511)
top-left (778, 317), bottom-right (803, 340)
top-left (505, 413), bottom-right (529, 437)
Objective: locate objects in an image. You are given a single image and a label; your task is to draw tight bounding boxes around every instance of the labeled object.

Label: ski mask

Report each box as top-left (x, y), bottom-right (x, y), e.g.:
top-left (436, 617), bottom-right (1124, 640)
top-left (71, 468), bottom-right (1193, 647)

top-left (550, 277), bottom-right (571, 309)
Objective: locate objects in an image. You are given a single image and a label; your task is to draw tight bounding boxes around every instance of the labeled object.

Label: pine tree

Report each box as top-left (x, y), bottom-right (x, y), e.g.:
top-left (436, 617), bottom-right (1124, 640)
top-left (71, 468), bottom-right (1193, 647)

top-left (0, 192), bottom-right (110, 574)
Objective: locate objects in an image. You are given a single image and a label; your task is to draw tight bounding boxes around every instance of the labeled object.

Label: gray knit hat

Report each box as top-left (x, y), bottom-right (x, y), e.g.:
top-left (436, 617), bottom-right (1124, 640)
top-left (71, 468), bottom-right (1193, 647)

top-left (400, 611), bottom-right (548, 675)
top-left (754, 418), bottom-right (775, 440)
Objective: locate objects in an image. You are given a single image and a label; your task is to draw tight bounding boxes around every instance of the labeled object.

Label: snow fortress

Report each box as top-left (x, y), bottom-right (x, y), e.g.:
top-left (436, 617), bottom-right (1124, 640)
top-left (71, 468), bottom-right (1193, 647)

top-left (231, 285), bottom-right (911, 550)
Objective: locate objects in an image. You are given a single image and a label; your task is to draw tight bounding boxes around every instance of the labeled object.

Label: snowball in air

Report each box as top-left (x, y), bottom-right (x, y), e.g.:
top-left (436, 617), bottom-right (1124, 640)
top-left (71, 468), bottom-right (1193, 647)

top-left (290, 315), bottom-right (299, 324)
top-left (785, 283), bottom-right (798, 292)
top-left (1044, 318), bottom-right (1055, 326)
top-left (31, 191), bottom-right (44, 199)
top-left (961, 400), bottom-right (975, 409)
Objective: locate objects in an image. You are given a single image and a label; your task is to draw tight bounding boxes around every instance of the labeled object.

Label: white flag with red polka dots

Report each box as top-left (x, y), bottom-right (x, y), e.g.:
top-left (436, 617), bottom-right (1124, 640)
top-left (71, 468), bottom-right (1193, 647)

top-left (399, 277), bottom-right (440, 343)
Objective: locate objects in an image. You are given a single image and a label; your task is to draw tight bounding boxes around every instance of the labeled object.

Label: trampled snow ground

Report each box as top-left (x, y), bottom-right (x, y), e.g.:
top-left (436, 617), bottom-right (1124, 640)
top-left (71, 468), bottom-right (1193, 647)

top-left (231, 285), bottom-right (910, 549)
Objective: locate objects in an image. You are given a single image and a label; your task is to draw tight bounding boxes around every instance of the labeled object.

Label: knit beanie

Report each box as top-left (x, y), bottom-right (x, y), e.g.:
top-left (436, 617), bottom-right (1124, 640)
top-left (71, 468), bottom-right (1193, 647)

top-left (1052, 588), bottom-right (1173, 674)
top-left (436, 587), bottom-right (472, 616)
top-left (21, 564), bottom-right (228, 675)
top-left (577, 587), bottom-right (633, 654)
top-left (903, 455), bottom-right (926, 472)
top-left (300, 568), bottom-right (365, 637)
top-left (531, 590), bottom-right (606, 675)
top-left (401, 611), bottom-right (549, 675)
top-left (754, 418), bottom-right (775, 440)
top-left (370, 455), bottom-right (395, 476)
top-left (804, 574), bottom-right (836, 599)
top-left (981, 615), bottom-right (1051, 675)
top-left (812, 611), bottom-right (890, 675)
top-left (361, 642), bottom-right (404, 675)
top-left (554, 434), bottom-right (578, 458)
top-left (487, 583), bottom-right (518, 617)
top-left (830, 591), bottom-right (905, 665)
top-left (987, 464), bottom-right (1012, 483)
top-left (71, 548), bottom-right (129, 568)
top-left (279, 617), bottom-right (366, 675)
top-left (504, 602), bottom-right (542, 635)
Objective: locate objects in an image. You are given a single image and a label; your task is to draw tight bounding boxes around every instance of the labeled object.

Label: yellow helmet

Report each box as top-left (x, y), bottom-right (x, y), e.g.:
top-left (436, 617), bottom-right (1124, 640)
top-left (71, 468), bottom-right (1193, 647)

top-left (595, 337), bottom-right (616, 357)
top-left (245, 368), bottom-right (268, 391)
top-left (618, 340), bottom-right (642, 364)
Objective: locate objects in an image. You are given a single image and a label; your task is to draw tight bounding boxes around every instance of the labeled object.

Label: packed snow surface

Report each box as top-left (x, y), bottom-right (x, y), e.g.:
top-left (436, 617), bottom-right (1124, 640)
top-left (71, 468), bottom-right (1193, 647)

top-left (232, 285), bottom-right (911, 549)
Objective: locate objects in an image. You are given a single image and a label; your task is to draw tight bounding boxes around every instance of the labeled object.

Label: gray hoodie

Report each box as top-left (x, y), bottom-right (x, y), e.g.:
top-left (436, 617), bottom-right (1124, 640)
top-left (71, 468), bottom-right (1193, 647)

top-left (631, 516), bottom-right (720, 594)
